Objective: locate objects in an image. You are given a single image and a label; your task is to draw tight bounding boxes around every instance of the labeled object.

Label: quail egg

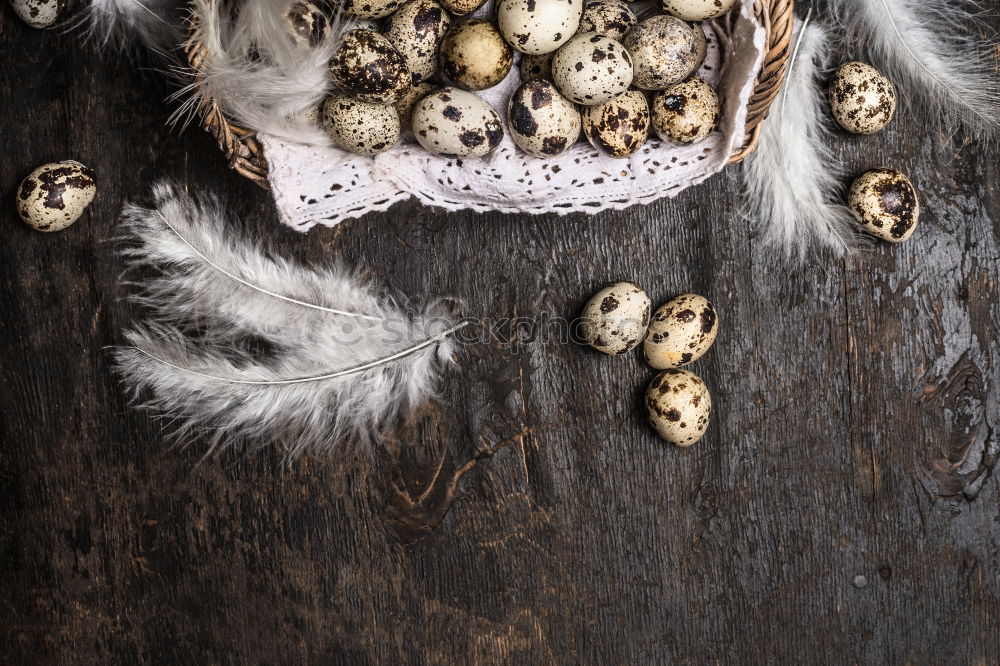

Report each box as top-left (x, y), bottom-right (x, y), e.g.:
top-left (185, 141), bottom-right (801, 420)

top-left (439, 0), bottom-right (487, 15)
top-left (581, 89), bottom-right (650, 157)
top-left (330, 29), bottom-right (411, 103)
top-left (323, 94), bottom-right (401, 155)
top-left (645, 369), bottom-right (711, 446)
top-left (651, 77), bottom-right (719, 145)
top-left (551, 32), bottom-right (633, 105)
top-left (623, 15), bottom-right (700, 90)
top-left (497, 0), bottom-right (584, 55)
top-left (16, 161), bottom-right (96, 232)
top-left (508, 79), bottom-right (582, 157)
top-left (283, 0), bottom-right (330, 50)
top-left (439, 20), bottom-right (513, 91)
top-left (690, 21), bottom-right (707, 70)
top-left (412, 87), bottom-right (504, 157)
top-left (394, 80), bottom-right (438, 135)
top-left (579, 281), bottom-right (651, 355)
top-left (643, 293), bottom-right (718, 369)
top-left (848, 168), bottom-right (920, 243)
top-left (10, 0), bottom-right (64, 28)
top-left (384, 0), bottom-right (451, 83)
top-left (829, 61), bottom-right (896, 134)
top-left (519, 53), bottom-right (553, 82)
top-left (661, 0), bottom-right (737, 21)
top-left (577, 0), bottom-right (636, 41)
top-left (341, 0), bottom-right (405, 19)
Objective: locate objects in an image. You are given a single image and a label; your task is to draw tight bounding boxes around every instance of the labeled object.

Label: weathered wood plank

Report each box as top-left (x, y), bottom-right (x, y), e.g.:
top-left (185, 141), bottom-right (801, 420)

top-left (1, 6), bottom-right (998, 664)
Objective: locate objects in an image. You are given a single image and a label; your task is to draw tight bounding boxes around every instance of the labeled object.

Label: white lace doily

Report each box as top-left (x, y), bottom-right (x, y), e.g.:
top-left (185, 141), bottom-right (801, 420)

top-left (262, 0), bottom-right (766, 231)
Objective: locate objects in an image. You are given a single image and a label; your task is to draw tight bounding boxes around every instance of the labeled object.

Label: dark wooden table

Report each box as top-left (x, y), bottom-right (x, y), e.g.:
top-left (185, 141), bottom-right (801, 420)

top-left (2, 6), bottom-right (999, 664)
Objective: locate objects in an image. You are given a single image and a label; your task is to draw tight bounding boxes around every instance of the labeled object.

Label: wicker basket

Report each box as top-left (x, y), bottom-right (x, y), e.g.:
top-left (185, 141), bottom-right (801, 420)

top-left (186, 0), bottom-right (794, 190)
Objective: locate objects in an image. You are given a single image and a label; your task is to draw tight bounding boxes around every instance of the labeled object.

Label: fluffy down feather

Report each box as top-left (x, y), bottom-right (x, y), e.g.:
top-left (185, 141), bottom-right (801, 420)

top-left (173, 0), bottom-right (349, 146)
top-left (115, 182), bottom-right (463, 459)
top-left (828, 0), bottom-right (1000, 138)
top-left (743, 21), bottom-right (859, 261)
top-left (73, 0), bottom-right (185, 58)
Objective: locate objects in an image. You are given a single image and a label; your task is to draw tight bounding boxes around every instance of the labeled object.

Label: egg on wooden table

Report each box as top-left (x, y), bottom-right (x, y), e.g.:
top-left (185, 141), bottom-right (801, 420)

top-left (643, 293), bottom-right (718, 369)
top-left (661, 0), bottom-right (737, 21)
top-left (519, 52), bottom-right (554, 82)
top-left (330, 29), bottom-right (412, 103)
top-left (411, 87), bottom-right (505, 157)
top-left (323, 94), bottom-right (401, 155)
top-left (439, 19), bottom-right (513, 91)
top-left (282, 0), bottom-right (330, 50)
top-left (848, 168), bottom-right (920, 243)
top-left (10, 0), bottom-right (64, 28)
top-left (384, 0), bottom-right (451, 83)
top-left (645, 369), bottom-right (712, 446)
top-left (16, 161), bottom-right (96, 232)
top-left (508, 79), bottom-right (581, 157)
top-left (497, 0), bottom-right (584, 55)
top-left (623, 15), bottom-right (700, 90)
top-left (651, 77), bottom-right (719, 145)
top-left (829, 61), bottom-right (896, 134)
top-left (551, 32), bottom-right (633, 105)
top-left (581, 89), bottom-right (650, 158)
top-left (577, 0), bottom-right (636, 41)
top-left (579, 282), bottom-right (651, 355)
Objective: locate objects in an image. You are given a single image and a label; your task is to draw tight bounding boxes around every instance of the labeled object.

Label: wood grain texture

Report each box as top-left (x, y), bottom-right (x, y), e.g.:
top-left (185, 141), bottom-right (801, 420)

top-left (1, 6), bottom-right (999, 664)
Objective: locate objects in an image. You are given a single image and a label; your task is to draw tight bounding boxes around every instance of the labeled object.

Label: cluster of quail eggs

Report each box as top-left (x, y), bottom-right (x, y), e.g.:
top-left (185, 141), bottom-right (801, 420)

top-left (306, 0), bottom-right (734, 159)
top-left (579, 282), bottom-right (719, 447)
top-left (828, 60), bottom-right (920, 244)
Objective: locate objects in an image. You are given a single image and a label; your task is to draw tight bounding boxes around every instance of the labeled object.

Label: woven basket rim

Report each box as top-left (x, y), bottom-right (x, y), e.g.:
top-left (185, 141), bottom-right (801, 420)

top-left (186, 0), bottom-right (794, 190)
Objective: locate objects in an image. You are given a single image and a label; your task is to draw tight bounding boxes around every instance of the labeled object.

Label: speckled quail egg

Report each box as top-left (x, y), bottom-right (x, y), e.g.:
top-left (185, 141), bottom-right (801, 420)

top-left (519, 52), bottom-right (554, 82)
top-left (341, 0), bottom-right (405, 19)
top-left (497, 0), bottom-right (584, 55)
top-left (551, 32), bottom-right (633, 105)
top-left (412, 87), bottom-right (504, 157)
top-left (645, 369), bottom-right (711, 446)
top-left (643, 293), bottom-right (718, 369)
top-left (661, 0), bottom-right (737, 21)
top-left (690, 22), bottom-right (707, 70)
top-left (282, 1), bottom-right (330, 50)
top-left (439, 0), bottom-right (487, 15)
top-left (384, 0), bottom-right (451, 83)
top-left (651, 77), bottom-right (719, 145)
top-left (439, 20), bottom-right (513, 91)
top-left (623, 15), bottom-right (700, 90)
top-left (508, 79), bottom-right (582, 157)
top-left (330, 29), bottom-right (411, 103)
top-left (10, 0), bottom-right (64, 28)
top-left (577, 0), bottom-right (636, 41)
top-left (394, 81), bottom-right (438, 135)
top-left (579, 281), bottom-right (651, 355)
top-left (848, 168), bottom-right (920, 243)
top-left (16, 161), bottom-right (96, 232)
top-left (581, 89), bottom-right (650, 157)
top-left (323, 94), bottom-right (401, 155)
top-left (829, 61), bottom-right (896, 134)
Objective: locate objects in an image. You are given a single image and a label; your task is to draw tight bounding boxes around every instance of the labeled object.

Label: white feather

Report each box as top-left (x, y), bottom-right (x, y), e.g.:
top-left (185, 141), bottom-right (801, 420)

top-left (743, 20), bottom-right (860, 262)
top-left (173, 0), bottom-right (349, 146)
top-left (72, 0), bottom-right (185, 58)
top-left (114, 182), bottom-right (463, 459)
top-left (828, 0), bottom-right (1000, 138)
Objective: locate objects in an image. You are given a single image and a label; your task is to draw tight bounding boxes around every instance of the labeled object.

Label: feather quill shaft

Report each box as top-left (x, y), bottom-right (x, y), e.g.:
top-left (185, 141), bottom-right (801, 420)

top-left (115, 183), bottom-right (462, 458)
top-left (743, 20), bottom-right (859, 261)
top-left (828, 0), bottom-right (1000, 137)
